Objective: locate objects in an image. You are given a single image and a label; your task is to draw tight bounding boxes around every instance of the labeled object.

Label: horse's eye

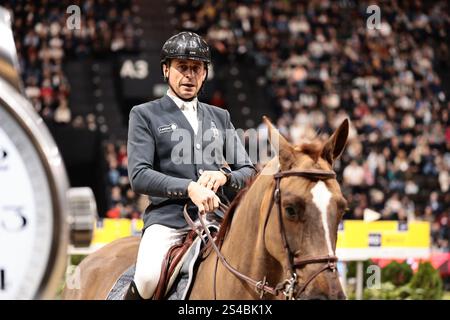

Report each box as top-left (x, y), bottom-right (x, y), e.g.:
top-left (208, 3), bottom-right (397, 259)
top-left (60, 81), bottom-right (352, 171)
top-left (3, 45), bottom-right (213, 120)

top-left (285, 206), bottom-right (297, 220)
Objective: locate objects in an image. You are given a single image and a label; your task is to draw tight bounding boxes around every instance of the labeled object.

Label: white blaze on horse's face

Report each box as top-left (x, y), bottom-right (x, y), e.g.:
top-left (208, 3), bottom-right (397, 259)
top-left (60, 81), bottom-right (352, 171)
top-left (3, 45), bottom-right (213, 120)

top-left (310, 181), bottom-right (334, 256)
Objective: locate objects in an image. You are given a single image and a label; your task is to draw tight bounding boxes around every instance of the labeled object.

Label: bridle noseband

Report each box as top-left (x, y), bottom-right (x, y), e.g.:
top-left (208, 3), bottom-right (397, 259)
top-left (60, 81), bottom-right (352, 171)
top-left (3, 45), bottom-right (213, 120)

top-left (272, 169), bottom-right (338, 299)
top-left (186, 168), bottom-right (339, 300)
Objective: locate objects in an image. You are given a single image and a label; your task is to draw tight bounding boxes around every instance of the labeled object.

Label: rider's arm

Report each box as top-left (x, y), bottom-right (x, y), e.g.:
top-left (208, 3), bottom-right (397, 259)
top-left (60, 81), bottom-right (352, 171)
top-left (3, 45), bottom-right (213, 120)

top-left (223, 110), bottom-right (257, 191)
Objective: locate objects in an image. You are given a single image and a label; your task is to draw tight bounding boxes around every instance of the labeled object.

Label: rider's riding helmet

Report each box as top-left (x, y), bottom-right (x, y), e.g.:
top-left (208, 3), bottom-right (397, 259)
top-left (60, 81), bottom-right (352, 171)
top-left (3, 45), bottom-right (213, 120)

top-left (160, 31), bottom-right (211, 83)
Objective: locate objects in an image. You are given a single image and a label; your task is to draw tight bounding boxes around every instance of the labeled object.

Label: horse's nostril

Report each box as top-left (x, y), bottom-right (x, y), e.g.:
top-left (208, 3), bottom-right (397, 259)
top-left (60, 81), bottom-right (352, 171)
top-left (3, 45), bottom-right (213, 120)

top-left (338, 291), bottom-right (347, 300)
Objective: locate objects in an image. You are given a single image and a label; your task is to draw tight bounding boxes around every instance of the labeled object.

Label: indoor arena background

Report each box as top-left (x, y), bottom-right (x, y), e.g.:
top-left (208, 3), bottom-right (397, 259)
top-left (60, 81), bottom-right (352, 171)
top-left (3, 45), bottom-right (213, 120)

top-left (2, 0), bottom-right (449, 300)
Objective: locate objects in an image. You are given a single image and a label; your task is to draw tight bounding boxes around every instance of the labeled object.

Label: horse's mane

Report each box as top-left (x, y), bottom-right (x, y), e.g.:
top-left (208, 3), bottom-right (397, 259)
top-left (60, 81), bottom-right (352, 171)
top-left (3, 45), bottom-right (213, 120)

top-left (214, 173), bottom-right (259, 248)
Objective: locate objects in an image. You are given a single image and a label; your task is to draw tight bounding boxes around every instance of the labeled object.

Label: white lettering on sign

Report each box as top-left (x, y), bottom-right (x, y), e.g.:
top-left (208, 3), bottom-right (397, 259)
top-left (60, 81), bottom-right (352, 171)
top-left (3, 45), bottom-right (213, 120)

top-left (120, 60), bottom-right (148, 79)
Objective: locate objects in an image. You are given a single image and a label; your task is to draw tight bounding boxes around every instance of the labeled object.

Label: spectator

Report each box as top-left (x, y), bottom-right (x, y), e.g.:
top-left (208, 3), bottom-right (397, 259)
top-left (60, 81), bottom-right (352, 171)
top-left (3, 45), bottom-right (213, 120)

top-left (428, 192), bottom-right (443, 216)
top-left (54, 98), bottom-right (71, 124)
top-left (6, 0), bottom-right (139, 125)
top-left (384, 193), bottom-right (403, 220)
top-left (170, 0), bottom-right (449, 249)
top-left (343, 160), bottom-right (364, 189)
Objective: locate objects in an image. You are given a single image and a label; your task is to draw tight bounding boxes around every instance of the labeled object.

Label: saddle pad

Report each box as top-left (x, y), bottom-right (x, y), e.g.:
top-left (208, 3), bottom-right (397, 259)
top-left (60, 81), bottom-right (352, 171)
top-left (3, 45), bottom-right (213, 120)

top-left (106, 265), bottom-right (135, 300)
top-left (167, 235), bottom-right (203, 300)
top-left (167, 224), bottom-right (219, 299)
top-left (106, 229), bottom-right (213, 300)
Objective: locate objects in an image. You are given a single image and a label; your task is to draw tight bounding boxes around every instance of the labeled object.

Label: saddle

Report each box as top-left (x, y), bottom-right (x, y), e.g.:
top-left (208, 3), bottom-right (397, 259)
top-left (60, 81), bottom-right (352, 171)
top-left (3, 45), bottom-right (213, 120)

top-left (153, 230), bottom-right (198, 300)
top-left (152, 204), bottom-right (226, 300)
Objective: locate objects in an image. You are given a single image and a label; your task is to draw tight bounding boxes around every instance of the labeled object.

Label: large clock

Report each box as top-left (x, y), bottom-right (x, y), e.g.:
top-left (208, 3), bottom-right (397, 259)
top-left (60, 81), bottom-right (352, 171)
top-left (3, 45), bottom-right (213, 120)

top-left (0, 7), bottom-right (69, 299)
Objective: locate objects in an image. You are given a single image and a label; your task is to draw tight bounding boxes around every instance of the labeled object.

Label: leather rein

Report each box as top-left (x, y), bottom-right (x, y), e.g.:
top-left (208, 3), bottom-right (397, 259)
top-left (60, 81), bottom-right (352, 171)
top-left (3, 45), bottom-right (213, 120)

top-left (183, 169), bottom-right (339, 300)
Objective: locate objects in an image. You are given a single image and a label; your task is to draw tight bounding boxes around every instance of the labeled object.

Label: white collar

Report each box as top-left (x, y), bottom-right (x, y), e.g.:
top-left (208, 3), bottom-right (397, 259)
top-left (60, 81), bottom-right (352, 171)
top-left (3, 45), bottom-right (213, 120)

top-left (167, 90), bottom-right (198, 111)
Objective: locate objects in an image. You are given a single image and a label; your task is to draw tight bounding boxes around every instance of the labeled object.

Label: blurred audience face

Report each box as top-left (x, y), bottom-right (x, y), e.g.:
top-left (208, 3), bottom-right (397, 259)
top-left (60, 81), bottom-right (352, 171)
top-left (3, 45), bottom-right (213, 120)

top-left (163, 58), bottom-right (207, 100)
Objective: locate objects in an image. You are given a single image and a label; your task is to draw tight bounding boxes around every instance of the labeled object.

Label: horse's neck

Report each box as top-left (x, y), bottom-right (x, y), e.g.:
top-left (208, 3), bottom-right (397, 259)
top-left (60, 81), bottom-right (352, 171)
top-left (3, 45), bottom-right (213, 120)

top-left (190, 162), bottom-right (284, 299)
top-left (219, 173), bottom-right (279, 285)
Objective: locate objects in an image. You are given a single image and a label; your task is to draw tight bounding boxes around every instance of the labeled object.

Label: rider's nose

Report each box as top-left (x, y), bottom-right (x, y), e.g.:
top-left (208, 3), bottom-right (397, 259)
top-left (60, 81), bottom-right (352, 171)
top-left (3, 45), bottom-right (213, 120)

top-left (185, 68), bottom-right (194, 77)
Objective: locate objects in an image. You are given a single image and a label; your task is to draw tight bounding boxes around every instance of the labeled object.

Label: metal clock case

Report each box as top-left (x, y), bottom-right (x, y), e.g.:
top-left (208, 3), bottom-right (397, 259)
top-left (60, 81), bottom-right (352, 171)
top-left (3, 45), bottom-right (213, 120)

top-left (67, 187), bottom-right (97, 247)
top-left (0, 76), bottom-right (70, 299)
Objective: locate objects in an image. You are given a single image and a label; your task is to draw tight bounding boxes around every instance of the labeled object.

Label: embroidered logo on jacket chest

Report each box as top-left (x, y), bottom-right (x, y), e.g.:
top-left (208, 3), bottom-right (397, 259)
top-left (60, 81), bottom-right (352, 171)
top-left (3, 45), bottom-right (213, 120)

top-left (158, 123), bottom-right (177, 134)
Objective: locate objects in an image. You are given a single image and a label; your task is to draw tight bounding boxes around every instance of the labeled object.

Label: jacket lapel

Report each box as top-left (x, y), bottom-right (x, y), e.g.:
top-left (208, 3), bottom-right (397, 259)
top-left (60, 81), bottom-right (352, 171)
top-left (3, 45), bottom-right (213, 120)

top-left (197, 101), bottom-right (210, 137)
top-left (161, 94), bottom-right (195, 137)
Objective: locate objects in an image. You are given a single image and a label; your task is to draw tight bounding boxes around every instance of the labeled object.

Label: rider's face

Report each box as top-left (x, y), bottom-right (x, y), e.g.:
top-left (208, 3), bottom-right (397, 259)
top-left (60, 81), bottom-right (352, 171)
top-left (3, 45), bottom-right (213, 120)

top-left (163, 58), bottom-right (207, 100)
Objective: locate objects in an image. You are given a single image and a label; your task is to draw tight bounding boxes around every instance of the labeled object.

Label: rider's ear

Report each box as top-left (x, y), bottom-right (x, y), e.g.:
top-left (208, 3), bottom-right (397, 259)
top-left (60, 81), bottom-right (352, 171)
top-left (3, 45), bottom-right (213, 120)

top-left (162, 63), bottom-right (169, 81)
top-left (263, 116), bottom-right (295, 170)
top-left (202, 64), bottom-right (208, 81)
top-left (321, 118), bottom-right (349, 166)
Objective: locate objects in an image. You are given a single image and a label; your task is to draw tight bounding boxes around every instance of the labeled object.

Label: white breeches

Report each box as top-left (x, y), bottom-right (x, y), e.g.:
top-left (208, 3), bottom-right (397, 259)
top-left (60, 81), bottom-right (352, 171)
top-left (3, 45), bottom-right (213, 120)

top-left (133, 215), bottom-right (216, 299)
top-left (133, 224), bottom-right (189, 299)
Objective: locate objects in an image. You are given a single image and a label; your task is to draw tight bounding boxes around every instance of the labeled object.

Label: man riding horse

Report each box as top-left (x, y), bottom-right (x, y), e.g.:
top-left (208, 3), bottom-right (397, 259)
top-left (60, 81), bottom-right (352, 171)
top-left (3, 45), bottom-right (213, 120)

top-left (125, 31), bottom-right (257, 299)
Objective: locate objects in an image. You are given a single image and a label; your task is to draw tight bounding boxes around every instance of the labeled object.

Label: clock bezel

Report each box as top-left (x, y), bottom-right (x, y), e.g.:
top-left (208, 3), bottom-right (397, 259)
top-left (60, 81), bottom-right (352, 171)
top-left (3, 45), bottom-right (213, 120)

top-left (0, 78), bottom-right (69, 299)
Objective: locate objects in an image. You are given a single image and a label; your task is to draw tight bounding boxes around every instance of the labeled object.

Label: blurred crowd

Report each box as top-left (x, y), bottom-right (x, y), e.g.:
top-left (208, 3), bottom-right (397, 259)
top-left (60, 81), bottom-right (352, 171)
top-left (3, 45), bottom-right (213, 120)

top-left (6, 0), bottom-right (447, 251)
top-left (5, 0), bottom-right (139, 126)
top-left (104, 141), bottom-right (147, 220)
top-left (170, 0), bottom-right (449, 251)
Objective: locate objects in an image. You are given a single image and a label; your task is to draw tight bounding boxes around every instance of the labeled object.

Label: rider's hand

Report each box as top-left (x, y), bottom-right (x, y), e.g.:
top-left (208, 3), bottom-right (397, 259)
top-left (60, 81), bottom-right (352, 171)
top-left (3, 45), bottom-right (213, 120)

top-left (188, 181), bottom-right (220, 214)
top-left (197, 170), bottom-right (227, 193)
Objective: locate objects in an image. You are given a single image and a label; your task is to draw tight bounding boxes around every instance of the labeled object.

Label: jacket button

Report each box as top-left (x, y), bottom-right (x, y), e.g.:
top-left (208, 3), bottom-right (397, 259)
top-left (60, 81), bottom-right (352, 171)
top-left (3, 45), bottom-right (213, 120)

top-left (195, 143), bottom-right (201, 150)
top-left (198, 169), bottom-right (204, 175)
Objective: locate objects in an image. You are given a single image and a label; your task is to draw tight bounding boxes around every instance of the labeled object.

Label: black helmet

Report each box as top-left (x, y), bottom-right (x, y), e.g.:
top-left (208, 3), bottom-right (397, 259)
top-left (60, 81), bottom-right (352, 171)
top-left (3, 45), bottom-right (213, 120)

top-left (160, 31), bottom-right (211, 67)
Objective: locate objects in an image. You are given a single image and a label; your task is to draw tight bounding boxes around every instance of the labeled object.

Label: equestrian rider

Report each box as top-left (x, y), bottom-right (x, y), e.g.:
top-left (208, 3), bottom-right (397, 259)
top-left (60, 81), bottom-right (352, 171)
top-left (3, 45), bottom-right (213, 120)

top-left (125, 31), bottom-right (256, 299)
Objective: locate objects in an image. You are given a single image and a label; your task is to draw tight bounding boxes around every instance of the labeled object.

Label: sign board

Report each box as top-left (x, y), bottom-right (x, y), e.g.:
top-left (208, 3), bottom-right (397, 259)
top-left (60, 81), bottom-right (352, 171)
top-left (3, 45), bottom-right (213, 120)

top-left (88, 219), bottom-right (431, 261)
top-left (91, 218), bottom-right (143, 247)
top-left (336, 220), bottom-right (431, 261)
top-left (116, 54), bottom-right (153, 101)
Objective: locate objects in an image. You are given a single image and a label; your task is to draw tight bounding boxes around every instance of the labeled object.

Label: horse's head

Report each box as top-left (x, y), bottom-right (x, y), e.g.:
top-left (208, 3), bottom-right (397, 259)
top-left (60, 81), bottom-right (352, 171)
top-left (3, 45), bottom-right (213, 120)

top-left (262, 117), bottom-right (349, 300)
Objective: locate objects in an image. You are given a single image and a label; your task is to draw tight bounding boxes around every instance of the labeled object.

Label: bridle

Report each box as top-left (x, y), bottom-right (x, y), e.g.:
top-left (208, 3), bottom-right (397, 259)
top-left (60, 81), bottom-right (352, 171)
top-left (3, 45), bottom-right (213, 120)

top-left (184, 168), bottom-right (339, 300)
top-left (271, 169), bottom-right (339, 299)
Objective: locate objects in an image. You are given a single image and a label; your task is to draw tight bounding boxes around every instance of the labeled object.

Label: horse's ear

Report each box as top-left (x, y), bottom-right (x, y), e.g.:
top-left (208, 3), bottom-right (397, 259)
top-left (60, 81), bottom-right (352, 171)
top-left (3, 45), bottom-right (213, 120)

top-left (263, 116), bottom-right (295, 170)
top-left (321, 118), bottom-right (349, 166)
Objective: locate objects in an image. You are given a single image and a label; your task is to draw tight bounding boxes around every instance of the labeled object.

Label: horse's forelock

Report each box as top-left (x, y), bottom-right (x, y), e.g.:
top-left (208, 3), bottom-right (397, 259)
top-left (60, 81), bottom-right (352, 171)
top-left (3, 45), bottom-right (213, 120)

top-left (294, 140), bottom-right (324, 163)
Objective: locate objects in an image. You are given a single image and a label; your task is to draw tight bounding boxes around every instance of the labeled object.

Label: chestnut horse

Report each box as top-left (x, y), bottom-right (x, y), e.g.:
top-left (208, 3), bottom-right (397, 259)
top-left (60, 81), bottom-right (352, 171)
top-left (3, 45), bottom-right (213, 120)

top-left (63, 117), bottom-right (349, 300)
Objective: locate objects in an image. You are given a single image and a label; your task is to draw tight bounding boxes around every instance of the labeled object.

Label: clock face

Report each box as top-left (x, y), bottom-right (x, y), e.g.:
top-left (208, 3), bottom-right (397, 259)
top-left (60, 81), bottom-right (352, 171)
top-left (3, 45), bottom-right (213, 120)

top-left (0, 9), bottom-right (68, 300)
top-left (0, 105), bottom-right (55, 299)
